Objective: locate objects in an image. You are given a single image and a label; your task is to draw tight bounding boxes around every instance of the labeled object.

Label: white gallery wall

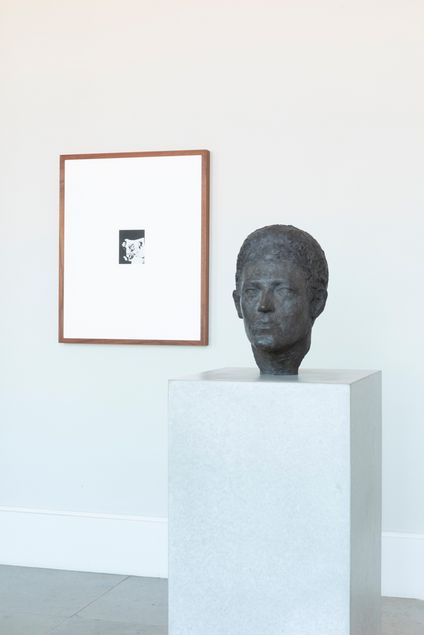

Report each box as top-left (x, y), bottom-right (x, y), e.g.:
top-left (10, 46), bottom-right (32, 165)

top-left (1, 0), bottom-right (423, 597)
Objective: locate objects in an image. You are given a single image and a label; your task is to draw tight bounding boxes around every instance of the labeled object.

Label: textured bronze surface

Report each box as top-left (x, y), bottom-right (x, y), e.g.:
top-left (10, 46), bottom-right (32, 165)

top-left (233, 225), bottom-right (328, 375)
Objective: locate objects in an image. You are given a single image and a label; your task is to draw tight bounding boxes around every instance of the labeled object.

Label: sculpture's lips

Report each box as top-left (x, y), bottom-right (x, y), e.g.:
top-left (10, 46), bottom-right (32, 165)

top-left (253, 323), bottom-right (274, 331)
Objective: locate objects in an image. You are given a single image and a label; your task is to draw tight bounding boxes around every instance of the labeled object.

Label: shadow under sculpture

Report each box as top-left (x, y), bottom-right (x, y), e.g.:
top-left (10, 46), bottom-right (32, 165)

top-left (233, 224), bottom-right (329, 375)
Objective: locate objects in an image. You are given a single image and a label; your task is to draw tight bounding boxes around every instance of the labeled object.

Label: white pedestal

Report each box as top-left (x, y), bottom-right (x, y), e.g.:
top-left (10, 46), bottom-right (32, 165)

top-left (169, 368), bottom-right (381, 635)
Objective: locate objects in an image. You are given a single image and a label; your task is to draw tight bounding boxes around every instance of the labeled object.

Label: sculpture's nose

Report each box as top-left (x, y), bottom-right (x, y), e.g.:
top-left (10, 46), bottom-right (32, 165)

top-left (258, 289), bottom-right (274, 312)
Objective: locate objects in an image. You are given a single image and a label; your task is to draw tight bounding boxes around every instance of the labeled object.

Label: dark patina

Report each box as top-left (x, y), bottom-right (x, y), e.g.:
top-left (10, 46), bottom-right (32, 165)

top-left (233, 225), bottom-right (329, 375)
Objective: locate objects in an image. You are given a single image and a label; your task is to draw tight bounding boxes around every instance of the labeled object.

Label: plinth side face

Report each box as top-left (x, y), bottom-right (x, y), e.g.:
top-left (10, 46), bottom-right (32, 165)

top-left (168, 372), bottom-right (382, 635)
top-left (233, 224), bottom-right (328, 375)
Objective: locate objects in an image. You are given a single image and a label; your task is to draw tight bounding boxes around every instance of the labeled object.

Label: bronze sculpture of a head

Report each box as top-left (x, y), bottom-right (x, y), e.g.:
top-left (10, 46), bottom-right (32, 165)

top-left (233, 225), bottom-right (328, 375)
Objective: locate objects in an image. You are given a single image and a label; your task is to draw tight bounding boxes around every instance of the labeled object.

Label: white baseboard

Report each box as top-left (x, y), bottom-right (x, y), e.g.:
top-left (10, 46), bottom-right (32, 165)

top-left (0, 506), bottom-right (168, 578)
top-left (0, 509), bottom-right (421, 598)
top-left (382, 531), bottom-right (424, 600)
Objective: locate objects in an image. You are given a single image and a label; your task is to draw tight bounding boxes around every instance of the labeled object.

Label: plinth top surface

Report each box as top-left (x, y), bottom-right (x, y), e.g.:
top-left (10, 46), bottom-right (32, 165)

top-left (171, 367), bottom-right (380, 385)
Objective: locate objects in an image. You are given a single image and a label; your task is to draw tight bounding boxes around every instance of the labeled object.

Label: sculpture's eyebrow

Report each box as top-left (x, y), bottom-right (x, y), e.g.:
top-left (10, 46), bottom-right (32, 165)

top-left (242, 279), bottom-right (295, 287)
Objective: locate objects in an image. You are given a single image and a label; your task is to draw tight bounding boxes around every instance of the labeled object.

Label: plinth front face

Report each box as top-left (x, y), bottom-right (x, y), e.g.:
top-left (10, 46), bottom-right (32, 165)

top-left (169, 370), bottom-right (381, 635)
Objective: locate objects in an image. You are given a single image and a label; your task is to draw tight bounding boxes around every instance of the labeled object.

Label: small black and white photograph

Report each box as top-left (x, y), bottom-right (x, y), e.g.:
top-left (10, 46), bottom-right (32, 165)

top-left (119, 229), bottom-right (145, 264)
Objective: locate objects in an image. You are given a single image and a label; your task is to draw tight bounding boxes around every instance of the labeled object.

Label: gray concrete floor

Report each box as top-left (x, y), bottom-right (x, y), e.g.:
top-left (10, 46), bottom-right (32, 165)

top-left (0, 565), bottom-right (422, 634)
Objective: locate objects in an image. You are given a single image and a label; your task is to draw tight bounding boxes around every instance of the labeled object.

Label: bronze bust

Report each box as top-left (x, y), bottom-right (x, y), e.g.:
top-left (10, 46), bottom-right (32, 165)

top-left (233, 225), bottom-right (328, 375)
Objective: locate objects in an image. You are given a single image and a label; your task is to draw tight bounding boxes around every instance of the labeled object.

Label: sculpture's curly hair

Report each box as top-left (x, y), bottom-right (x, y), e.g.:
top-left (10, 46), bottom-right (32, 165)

top-left (235, 224), bottom-right (329, 319)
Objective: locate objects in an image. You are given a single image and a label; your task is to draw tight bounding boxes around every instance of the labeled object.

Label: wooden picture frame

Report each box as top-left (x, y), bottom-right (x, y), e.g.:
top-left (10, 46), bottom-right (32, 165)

top-left (59, 150), bottom-right (209, 345)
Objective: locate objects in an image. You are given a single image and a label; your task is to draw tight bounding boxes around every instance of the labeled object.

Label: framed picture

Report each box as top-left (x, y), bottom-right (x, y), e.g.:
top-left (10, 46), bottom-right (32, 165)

top-left (59, 150), bottom-right (209, 345)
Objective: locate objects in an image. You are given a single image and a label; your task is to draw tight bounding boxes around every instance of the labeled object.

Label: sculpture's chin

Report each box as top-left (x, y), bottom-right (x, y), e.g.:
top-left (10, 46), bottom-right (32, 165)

top-left (252, 337), bottom-right (301, 354)
top-left (250, 329), bottom-right (312, 377)
top-left (252, 336), bottom-right (276, 351)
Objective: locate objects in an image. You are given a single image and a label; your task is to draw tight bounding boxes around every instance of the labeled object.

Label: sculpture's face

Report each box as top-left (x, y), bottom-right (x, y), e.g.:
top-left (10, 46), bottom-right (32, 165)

top-left (235, 257), bottom-right (312, 353)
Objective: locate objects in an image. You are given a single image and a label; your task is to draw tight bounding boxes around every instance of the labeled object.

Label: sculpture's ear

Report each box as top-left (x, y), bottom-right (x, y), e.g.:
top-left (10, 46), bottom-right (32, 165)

top-left (233, 290), bottom-right (243, 319)
top-left (310, 289), bottom-right (328, 321)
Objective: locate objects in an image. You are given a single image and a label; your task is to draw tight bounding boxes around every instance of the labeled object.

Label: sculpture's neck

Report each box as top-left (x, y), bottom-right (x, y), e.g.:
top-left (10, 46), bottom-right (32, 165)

top-left (252, 331), bottom-right (311, 376)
